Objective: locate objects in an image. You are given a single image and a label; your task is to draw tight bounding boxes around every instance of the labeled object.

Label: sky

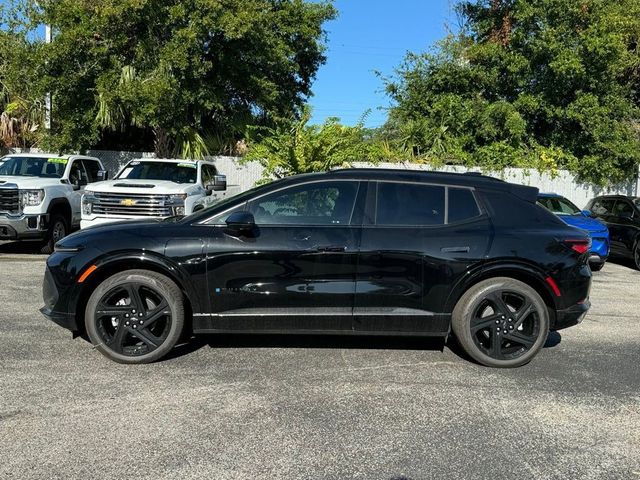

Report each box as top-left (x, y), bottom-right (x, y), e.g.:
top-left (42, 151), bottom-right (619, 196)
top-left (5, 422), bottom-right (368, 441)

top-left (309, 0), bottom-right (457, 128)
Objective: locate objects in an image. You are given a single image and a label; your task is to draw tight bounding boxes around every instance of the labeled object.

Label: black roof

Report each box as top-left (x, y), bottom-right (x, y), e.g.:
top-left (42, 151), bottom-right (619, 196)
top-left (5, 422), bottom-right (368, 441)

top-left (592, 194), bottom-right (639, 200)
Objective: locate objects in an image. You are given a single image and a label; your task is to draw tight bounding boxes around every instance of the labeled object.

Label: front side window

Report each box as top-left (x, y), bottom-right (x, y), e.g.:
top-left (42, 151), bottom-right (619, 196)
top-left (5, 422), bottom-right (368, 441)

top-left (82, 160), bottom-right (101, 183)
top-left (376, 182), bottom-right (445, 226)
top-left (69, 160), bottom-right (88, 186)
top-left (116, 161), bottom-right (198, 184)
top-left (0, 156), bottom-right (67, 178)
top-left (591, 199), bottom-right (615, 216)
top-left (248, 181), bottom-right (359, 226)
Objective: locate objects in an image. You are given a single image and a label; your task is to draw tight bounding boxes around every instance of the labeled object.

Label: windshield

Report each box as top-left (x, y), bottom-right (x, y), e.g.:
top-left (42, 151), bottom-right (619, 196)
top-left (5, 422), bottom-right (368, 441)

top-left (116, 161), bottom-right (197, 184)
top-left (537, 196), bottom-right (581, 215)
top-left (0, 156), bottom-right (67, 178)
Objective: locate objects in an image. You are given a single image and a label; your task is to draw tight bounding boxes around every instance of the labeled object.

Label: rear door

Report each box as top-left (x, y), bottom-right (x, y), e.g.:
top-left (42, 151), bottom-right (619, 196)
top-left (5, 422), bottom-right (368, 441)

top-left (354, 181), bottom-right (490, 335)
top-left (610, 199), bottom-right (639, 254)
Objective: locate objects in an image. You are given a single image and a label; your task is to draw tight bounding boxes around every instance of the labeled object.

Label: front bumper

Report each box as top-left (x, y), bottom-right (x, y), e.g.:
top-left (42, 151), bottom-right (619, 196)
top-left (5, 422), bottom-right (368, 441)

top-left (40, 307), bottom-right (78, 331)
top-left (552, 300), bottom-right (590, 331)
top-left (0, 214), bottom-right (48, 240)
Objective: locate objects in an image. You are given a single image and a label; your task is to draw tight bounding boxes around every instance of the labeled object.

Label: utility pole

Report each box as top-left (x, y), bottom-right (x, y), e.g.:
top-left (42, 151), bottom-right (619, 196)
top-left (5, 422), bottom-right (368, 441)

top-left (44, 23), bottom-right (52, 130)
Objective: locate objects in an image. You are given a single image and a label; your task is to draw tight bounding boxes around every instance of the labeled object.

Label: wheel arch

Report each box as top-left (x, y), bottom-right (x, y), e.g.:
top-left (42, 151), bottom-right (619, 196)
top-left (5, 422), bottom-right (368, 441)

top-left (47, 198), bottom-right (72, 223)
top-left (445, 263), bottom-right (558, 324)
top-left (74, 253), bottom-right (198, 337)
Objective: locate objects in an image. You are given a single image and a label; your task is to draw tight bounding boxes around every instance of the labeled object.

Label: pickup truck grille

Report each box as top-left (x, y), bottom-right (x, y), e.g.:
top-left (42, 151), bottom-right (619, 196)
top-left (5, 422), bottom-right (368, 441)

top-left (92, 192), bottom-right (173, 217)
top-left (0, 187), bottom-right (19, 214)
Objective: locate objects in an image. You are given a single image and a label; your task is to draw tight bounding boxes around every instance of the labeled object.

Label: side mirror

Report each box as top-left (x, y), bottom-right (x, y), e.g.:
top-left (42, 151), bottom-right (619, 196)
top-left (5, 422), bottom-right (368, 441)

top-left (582, 210), bottom-right (594, 218)
top-left (96, 170), bottom-right (109, 182)
top-left (224, 211), bottom-right (257, 237)
top-left (206, 175), bottom-right (227, 194)
top-left (72, 183), bottom-right (81, 191)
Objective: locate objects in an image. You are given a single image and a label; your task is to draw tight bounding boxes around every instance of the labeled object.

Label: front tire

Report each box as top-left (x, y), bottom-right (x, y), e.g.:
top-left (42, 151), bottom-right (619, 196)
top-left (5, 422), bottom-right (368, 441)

top-left (634, 242), bottom-right (640, 271)
top-left (85, 270), bottom-right (184, 364)
top-left (452, 277), bottom-right (550, 368)
top-left (41, 214), bottom-right (68, 254)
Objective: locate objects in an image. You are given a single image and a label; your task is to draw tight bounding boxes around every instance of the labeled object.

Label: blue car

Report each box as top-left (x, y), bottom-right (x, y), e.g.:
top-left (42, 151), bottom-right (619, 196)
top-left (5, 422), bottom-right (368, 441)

top-left (537, 193), bottom-right (610, 271)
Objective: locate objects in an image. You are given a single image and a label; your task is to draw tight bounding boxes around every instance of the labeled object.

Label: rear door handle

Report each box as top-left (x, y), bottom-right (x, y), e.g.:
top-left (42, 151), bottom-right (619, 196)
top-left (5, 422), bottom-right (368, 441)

top-left (441, 246), bottom-right (470, 253)
top-left (317, 245), bottom-right (347, 252)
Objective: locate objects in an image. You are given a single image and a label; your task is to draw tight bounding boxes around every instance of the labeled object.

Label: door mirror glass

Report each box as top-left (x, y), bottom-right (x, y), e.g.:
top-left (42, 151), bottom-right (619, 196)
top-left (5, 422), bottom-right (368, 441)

top-left (206, 175), bottom-right (227, 194)
top-left (225, 211), bottom-right (256, 237)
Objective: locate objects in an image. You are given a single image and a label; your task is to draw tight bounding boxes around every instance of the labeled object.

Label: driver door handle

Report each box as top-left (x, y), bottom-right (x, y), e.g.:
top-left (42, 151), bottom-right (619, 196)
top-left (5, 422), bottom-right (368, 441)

top-left (316, 245), bottom-right (347, 252)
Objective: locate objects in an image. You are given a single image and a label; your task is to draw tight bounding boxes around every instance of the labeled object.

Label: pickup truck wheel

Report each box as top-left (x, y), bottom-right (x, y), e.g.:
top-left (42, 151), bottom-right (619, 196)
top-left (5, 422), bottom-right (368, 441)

top-left (85, 270), bottom-right (184, 364)
top-left (452, 277), bottom-right (549, 368)
top-left (40, 214), bottom-right (68, 254)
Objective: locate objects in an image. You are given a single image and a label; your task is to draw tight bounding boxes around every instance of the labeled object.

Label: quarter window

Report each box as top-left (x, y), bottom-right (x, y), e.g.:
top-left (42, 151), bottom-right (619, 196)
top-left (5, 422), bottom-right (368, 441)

top-left (249, 181), bottom-right (359, 226)
top-left (376, 182), bottom-right (445, 226)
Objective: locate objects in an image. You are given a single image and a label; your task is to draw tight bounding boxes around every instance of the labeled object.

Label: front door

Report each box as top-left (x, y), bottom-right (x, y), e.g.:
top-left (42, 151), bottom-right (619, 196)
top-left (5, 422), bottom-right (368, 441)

top-left (203, 180), bottom-right (365, 332)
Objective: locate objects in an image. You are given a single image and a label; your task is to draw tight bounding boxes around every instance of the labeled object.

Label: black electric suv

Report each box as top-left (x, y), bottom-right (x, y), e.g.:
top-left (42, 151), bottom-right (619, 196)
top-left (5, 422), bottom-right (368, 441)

top-left (41, 169), bottom-right (592, 367)
top-left (586, 195), bottom-right (640, 270)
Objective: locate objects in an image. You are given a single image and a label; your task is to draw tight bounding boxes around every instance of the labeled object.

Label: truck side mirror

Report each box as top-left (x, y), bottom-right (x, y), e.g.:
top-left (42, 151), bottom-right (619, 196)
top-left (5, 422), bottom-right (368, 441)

top-left (206, 175), bottom-right (227, 194)
top-left (97, 170), bottom-right (109, 182)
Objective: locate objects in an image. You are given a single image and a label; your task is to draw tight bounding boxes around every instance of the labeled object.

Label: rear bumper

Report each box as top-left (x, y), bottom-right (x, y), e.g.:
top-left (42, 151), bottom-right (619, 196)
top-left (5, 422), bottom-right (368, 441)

top-left (552, 300), bottom-right (590, 331)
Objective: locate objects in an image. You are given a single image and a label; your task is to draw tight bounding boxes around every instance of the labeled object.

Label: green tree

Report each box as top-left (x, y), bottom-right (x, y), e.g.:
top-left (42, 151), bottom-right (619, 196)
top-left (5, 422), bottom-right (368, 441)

top-left (246, 107), bottom-right (383, 180)
top-left (2, 0), bottom-right (335, 157)
top-left (384, 0), bottom-right (640, 184)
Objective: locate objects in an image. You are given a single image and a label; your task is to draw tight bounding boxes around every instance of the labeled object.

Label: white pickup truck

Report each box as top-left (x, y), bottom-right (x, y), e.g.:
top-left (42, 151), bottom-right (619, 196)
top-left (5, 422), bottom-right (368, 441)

top-left (81, 158), bottom-right (239, 228)
top-left (0, 153), bottom-right (106, 252)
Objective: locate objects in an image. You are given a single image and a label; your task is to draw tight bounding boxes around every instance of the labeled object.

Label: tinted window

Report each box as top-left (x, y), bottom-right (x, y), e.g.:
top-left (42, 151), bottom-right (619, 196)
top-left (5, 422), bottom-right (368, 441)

top-left (82, 160), bottom-right (101, 183)
top-left (613, 200), bottom-right (634, 217)
top-left (201, 164), bottom-right (217, 185)
top-left (449, 188), bottom-right (480, 223)
top-left (69, 160), bottom-right (88, 186)
top-left (249, 181), bottom-right (359, 225)
top-left (377, 182), bottom-right (445, 226)
top-left (591, 198), bottom-right (616, 215)
top-left (537, 196), bottom-right (580, 215)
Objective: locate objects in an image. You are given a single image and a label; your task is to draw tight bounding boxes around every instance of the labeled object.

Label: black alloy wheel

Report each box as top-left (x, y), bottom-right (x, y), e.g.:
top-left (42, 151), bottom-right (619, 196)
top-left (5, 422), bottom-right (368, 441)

top-left (452, 277), bottom-right (549, 368)
top-left (85, 270), bottom-right (184, 364)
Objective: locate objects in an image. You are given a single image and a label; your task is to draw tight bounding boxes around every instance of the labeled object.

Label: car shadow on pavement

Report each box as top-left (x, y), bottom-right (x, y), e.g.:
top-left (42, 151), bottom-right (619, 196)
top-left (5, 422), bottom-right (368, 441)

top-left (0, 240), bottom-right (45, 255)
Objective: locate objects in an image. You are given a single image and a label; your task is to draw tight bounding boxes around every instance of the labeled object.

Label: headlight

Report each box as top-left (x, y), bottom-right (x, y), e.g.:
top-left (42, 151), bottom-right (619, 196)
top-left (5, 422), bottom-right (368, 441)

top-left (82, 191), bottom-right (95, 215)
top-left (19, 189), bottom-right (45, 208)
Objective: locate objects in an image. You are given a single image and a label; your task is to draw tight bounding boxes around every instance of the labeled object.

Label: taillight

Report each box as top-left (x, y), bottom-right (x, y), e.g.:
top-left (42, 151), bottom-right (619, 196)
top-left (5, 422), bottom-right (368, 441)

top-left (563, 238), bottom-right (591, 254)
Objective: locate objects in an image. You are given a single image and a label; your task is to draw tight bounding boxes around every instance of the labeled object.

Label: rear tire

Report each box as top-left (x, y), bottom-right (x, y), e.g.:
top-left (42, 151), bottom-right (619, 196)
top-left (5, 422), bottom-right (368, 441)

top-left (40, 214), bottom-right (68, 254)
top-left (85, 270), bottom-right (184, 364)
top-left (452, 277), bottom-right (549, 368)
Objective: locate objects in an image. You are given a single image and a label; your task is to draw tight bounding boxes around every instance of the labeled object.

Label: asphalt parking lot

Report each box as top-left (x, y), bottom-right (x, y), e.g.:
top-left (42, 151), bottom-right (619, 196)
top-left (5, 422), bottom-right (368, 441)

top-left (0, 243), bottom-right (639, 480)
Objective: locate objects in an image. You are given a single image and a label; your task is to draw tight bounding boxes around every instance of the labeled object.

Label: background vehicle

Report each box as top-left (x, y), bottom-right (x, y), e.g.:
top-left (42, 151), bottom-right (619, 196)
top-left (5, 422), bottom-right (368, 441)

top-left (586, 195), bottom-right (640, 270)
top-left (81, 158), bottom-right (239, 228)
top-left (537, 193), bottom-right (609, 271)
top-left (42, 169), bottom-right (592, 368)
top-left (0, 153), bottom-right (106, 253)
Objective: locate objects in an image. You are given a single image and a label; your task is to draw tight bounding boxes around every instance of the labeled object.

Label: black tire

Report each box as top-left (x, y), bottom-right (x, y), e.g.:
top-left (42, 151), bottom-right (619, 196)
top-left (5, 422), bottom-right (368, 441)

top-left (40, 214), bottom-right (68, 254)
top-left (590, 261), bottom-right (605, 272)
top-left (85, 270), bottom-right (184, 364)
top-left (452, 277), bottom-right (550, 368)
top-left (634, 242), bottom-right (640, 271)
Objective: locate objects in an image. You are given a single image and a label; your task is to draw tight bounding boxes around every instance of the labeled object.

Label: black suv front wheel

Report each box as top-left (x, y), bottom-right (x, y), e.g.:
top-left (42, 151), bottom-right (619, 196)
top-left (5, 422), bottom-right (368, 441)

top-left (452, 277), bottom-right (549, 368)
top-left (85, 270), bottom-right (184, 364)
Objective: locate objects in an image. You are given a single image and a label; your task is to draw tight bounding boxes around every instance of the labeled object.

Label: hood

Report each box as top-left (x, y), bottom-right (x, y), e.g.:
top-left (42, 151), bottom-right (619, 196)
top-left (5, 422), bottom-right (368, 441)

top-left (87, 178), bottom-right (197, 195)
top-left (559, 214), bottom-right (608, 234)
top-left (0, 176), bottom-right (63, 189)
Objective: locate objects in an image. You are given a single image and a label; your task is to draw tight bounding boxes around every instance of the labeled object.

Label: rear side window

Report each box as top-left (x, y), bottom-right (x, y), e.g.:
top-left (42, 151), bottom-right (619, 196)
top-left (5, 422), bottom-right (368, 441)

top-left (376, 182), bottom-right (445, 226)
top-left (448, 188), bottom-right (480, 223)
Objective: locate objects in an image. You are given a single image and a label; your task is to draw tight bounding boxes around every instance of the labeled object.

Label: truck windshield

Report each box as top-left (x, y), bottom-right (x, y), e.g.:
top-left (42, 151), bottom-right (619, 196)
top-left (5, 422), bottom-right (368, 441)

top-left (0, 156), bottom-right (67, 178)
top-left (116, 161), bottom-right (197, 184)
top-left (537, 196), bottom-right (581, 215)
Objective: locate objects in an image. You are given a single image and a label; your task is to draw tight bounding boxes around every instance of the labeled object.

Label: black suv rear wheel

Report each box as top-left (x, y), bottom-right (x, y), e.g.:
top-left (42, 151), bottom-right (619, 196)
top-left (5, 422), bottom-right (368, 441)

top-left (85, 270), bottom-right (184, 364)
top-left (452, 277), bottom-right (549, 368)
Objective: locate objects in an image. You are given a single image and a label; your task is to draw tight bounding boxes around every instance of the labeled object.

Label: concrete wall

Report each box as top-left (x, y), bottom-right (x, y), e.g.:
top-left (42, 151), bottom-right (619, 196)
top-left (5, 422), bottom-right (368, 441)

top-left (9, 148), bottom-right (639, 209)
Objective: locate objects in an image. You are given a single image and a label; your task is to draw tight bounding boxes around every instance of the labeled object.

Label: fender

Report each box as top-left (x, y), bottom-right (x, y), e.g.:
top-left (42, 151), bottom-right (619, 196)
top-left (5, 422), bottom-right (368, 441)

top-left (47, 197), bottom-right (72, 219)
top-left (444, 259), bottom-right (559, 314)
top-left (73, 249), bottom-right (205, 316)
